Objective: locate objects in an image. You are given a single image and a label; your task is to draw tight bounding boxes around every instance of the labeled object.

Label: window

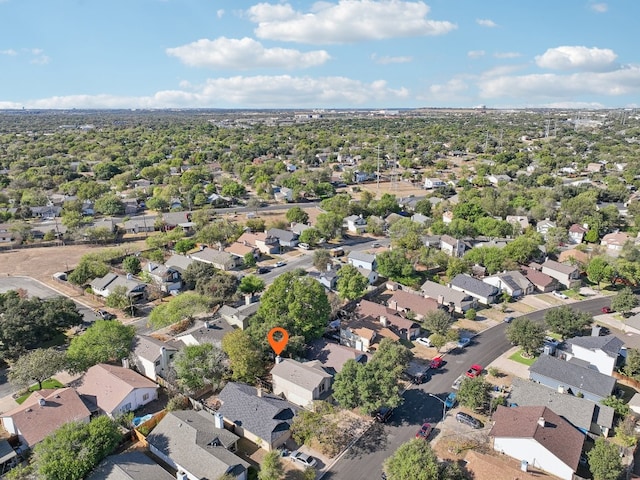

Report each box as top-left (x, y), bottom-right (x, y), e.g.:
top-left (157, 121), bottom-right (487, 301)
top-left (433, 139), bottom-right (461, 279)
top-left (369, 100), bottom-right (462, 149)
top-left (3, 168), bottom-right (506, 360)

top-left (155, 360), bottom-right (160, 366)
top-left (143, 393), bottom-right (149, 401)
top-left (319, 383), bottom-right (326, 393)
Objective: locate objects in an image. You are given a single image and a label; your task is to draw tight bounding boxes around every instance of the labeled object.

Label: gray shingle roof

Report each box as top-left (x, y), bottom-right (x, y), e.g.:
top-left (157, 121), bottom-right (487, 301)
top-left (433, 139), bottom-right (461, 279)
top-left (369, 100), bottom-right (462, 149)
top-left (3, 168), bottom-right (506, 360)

top-left (566, 334), bottom-right (624, 358)
top-left (147, 410), bottom-right (247, 479)
top-left (87, 451), bottom-right (175, 480)
top-left (267, 228), bottom-right (297, 243)
top-left (347, 251), bottom-right (376, 264)
top-left (164, 254), bottom-right (195, 273)
top-left (529, 355), bottom-right (616, 399)
top-left (132, 335), bottom-right (178, 363)
top-left (450, 274), bottom-right (499, 298)
top-left (218, 382), bottom-right (298, 446)
top-left (271, 359), bottom-right (332, 391)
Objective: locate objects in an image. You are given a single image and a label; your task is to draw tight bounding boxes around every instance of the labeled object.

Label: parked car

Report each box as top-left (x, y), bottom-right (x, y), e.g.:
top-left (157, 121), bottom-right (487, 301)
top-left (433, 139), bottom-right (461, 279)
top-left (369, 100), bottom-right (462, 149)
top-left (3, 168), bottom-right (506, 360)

top-left (452, 375), bottom-right (464, 390)
top-left (290, 451), bottom-right (318, 468)
top-left (466, 364), bottom-right (483, 378)
top-left (95, 309), bottom-right (116, 320)
top-left (257, 267), bottom-right (271, 274)
top-left (273, 261), bottom-right (286, 268)
top-left (456, 412), bottom-right (482, 429)
top-left (298, 243), bottom-right (311, 250)
top-left (552, 290), bottom-right (568, 299)
top-left (416, 337), bottom-right (432, 347)
top-left (430, 356), bottom-right (444, 369)
top-left (415, 422), bottom-right (432, 440)
top-left (503, 316), bottom-right (514, 323)
top-left (444, 392), bottom-right (457, 409)
top-left (373, 406), bottom-right (393, 423)
top-left (457, 337), bottom-right (471, 349)
top-left (601, 306), bottom-right (613, 313)
top-left (371, 242), bottom-right (382, 248)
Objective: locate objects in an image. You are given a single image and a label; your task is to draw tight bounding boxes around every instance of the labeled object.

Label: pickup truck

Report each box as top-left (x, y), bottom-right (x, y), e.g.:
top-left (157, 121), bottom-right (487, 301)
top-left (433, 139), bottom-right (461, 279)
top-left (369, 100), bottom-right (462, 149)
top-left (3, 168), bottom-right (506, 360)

top-left (466, 364), bottom-right (483, 378)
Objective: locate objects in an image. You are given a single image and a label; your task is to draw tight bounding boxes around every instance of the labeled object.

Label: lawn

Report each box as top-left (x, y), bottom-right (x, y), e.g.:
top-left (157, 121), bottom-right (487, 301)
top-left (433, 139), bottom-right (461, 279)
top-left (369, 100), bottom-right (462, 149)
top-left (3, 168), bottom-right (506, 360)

top-left (508, 349), bottom-right (538, 366)
top-left (15, 378), bottom-right (65, 404)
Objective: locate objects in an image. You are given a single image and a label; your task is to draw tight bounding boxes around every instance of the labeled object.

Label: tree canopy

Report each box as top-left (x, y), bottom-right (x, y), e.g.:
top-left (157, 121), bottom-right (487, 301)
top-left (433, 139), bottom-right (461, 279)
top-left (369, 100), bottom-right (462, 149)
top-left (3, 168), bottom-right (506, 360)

top-left (8, 348), bottom-right (67, 390)
top-left (505, 317), bottom-right (545, 355)
top-left (148, 292), bottom-right (212, 329)
top-left (336, 264), bottom-right (369, 300)
top-left (544, 306), bottom-right (592, 339)
top-left (66, 320), bottom-right (136, 372)
top-left (173, 343), bottom-right (227, 394)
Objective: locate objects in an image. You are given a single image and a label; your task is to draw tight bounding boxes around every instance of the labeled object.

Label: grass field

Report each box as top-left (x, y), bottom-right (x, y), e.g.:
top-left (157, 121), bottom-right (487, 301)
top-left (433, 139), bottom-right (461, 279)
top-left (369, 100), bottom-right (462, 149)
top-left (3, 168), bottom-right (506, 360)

top-left (16, 378), bottom-right (65, 404)
top-left (508, 349), bottom-right (538, 366)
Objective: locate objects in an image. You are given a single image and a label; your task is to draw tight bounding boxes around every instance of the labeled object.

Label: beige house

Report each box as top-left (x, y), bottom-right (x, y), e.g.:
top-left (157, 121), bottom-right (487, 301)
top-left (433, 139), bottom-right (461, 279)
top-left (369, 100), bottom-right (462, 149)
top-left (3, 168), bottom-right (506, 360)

top-left (540, 259), bottom-right (581, 289)
top-left (271, 358), bottom-right (332, 408)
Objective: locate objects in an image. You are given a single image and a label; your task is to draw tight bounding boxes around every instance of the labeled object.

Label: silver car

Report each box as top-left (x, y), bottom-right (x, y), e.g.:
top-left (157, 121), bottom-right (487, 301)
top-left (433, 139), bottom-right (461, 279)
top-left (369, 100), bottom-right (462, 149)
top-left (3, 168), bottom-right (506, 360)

top-left (290, 451), bottom-right (318, 468)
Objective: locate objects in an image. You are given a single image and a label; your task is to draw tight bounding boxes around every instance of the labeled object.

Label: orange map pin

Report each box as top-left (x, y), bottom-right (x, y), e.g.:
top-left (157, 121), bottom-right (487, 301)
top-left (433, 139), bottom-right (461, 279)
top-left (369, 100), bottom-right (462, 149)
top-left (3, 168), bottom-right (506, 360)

top-left (268, 327), bottom-right (289, 356)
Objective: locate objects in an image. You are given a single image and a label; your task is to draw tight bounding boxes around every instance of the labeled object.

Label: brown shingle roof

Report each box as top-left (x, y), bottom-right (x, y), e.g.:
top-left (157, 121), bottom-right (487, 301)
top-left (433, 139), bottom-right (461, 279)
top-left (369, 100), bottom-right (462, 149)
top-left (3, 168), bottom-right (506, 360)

top-left (388, 290), bottom-right (440, 315)
top-left (355, 299), bottom-right (418, 331)
top-left (521, 266), bottom-right (555, 288)
top-left (490, 405), bottom-right (584, 471)
top-left (2, 388), bottom-right (91, 446)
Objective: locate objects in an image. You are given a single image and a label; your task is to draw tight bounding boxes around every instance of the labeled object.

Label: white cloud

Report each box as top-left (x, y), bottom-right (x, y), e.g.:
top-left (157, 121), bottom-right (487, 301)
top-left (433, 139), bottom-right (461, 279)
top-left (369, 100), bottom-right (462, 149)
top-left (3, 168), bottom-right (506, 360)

top-left (371, 53), bottom-right (413, 64)
top-left (30, 55), bottom-right (50, 65)
top-left (476, 19), bottom-right (497, 28)
top-left (589, 2), bottom-right (608, 13)
top-left (477, 65), bottom-right (640, 100)
top-left (1, 75), bottom-right (410, 109)
top-left (467, 50), bottom-right (485, 58)
top-left (535, 46), bottom-right (617, 72)
top-left (0, 49), bottom-right (17, 56)
top-left (494, 52), bottom-right (521, 59)
top-left (166, 37), bottom-right (330, 69)
top-left (247, 0), bottom-right (457, 44)
top-left (216, 9), bottom-right (224, 18)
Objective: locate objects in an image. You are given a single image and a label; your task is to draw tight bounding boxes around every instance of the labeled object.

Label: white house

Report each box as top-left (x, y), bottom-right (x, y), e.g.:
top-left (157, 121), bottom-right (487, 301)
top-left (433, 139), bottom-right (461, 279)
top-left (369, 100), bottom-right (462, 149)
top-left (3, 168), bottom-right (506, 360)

top-left (490, 405), bottom-right (584, 480)
top-left (131, 335), bottom-right (179, 382)
top-left (536, 219), bottom-right (557, 238)
top-left (424, 178), bottom-right (446, 189)
top-left (75, 364), bottom-right (158, 417)
top-left (482, 271), bottom-right (534, 298)
top-left (270, 358), bottom-right (332, 408)
top-left (440, 235), bottom-right (466, 257)
top-left (559, 334), bottom-right (624, 375)
top-left (449, 274), bottom-right (500, 305)
top-left (344, 215), bottom-right (367, 234)
top-left (347, 251), bottom-right (377, 271)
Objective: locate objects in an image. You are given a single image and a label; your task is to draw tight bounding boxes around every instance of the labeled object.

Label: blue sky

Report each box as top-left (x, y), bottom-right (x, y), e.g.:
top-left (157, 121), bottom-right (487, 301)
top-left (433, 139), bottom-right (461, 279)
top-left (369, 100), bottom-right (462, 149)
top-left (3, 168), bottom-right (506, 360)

top-left (1, 0), bottom-right (638, 110)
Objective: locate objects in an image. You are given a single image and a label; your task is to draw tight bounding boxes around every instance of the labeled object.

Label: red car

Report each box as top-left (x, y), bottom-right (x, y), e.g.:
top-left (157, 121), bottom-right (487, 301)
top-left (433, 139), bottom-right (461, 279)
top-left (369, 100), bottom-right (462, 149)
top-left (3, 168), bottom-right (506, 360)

top-left (430, 356), bottom-right (444, 369)
top-left (466, 364), bottom-right (483, 378)
top-left (415, 422), bottom-right (432, 440)
top-left (602, 306), bottom-right (613, 314)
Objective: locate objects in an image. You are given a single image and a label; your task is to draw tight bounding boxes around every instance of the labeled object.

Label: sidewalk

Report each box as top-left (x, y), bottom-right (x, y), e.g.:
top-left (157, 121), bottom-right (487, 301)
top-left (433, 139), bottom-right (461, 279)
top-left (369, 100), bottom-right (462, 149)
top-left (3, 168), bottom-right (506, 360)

top-left (485, 346), bottom-right (531, 379)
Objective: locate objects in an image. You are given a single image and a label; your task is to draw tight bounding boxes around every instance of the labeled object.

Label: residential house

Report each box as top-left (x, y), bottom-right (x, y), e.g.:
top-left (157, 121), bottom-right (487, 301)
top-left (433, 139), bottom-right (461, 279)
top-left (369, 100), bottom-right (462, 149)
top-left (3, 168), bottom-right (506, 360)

top-left (558, 248), bottom-right (590, 266)
top-left (270, 358), bottom-right (332, 408)
top-left (161, 211), bottom-right (195, 234)
top-left (536, 219), bottom-right (556, 238)
top-left (344, 214), bottom-right (367, 234)
top-left (190, 248), bottom-right (238, 271)
top-left (557, 334), bottom-right (624, 376)
top-left (586, 162), bottom-right (603, 173)
top-left (290, 222), bottom-right (312, 236)
top-left (410, 213), bottom-right (430, 226)
top-left (347, 251), bottom-right (377, 271)
top-left (440, 235), bottom-right (466, 257)
top-left (540, 259), bottom-right (581, 289)
top-left (521, 266), bottom-right (559, 293)
top-left (462, 450), bottom-right (541, 480)
top-left (87, 451), bottom-right (175, 480)
top-left (340, 320), bottom-right (380, 352)
top-left (421, 235), bottom-right (441, 248)
top-left (442, 211), bottom-right (454, 224)
top-left (89, 273), bottom-right (147, 300)
top-left (420, 280), bottom-right (478, 314)
top-left (123, 199), bottom-right (142, 215)
top-left (217, 382), bottom-right (298, 451)
top-left (424, 178), bottom-right (446, 189)
top-left (505, 215), bottom-right (530, 231)
top-left (236, 231), bottom-right (280, 255)
top-left (131, 335), bottom-right (179, 382)
top-left (353, 171), bottom-right (369, 183)
top-left (208, 193), bottom-right (231, 207)
top-left (164, 253), bottom-right (196, 273)
top-left (528, 355), bottom-right (616, 402)
top-left (0, 388), bottom-right (91, 448)
top-left (508, 378), bottom-right (614, 437)
top-left (317, 265), bottom-right (340, 290)
top-left (386, 289), bottom-right (440, 321)
top-left (482, 271), bottom-right (534, 298)
top-left (354, 299), bottom-right (421, 340)
top-left (224, 242), bottom-right (259, 261)
top-left (147, 410), bottom-right (249, 480)
top-left (486, 174), bottom-right (511, 185)
top-left (449, 274), bottom-right (500, 305)
top-left (90, 217), bottom-right (116, 234)
top-left (568, 224), bottom-right (588, 244)
top-left (0, 224), bottom-right (14, 244)
top-left (490, 405), bottom-right (584, 480)
top-left (601, 232), bottom-right (630, 253)
top-left (122, 215), bottom-right (156, 234)
top-left (219, 302), bottom-right (260, 330)
top-left (177, 317), bottom-right (236, 348)
top-left (304, 338), bottom-right (369, 376)
top-left (31, 205), bottom-right (62, 219)
top-left (274, 187), bottom-right (294, 203)
top-left (76, 363), bottom-right (158, 417)
top-left (145, 262), bottom-right (182, 293)
top-left (267, 228), bottom-right (299, 248)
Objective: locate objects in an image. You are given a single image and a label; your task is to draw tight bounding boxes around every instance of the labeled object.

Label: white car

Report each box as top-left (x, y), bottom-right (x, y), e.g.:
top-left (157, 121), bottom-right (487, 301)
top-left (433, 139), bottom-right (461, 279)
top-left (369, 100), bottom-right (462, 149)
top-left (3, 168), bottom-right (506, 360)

top-left (416, 337), bottom-right (432, 347)
top-left (290, 451), bottom-right (318, 468)
top-left (452, 375), bottom-right (464, 390)
top-left (552, 290), bottom-right (569, 299)
top-left (273, 261), bottom-right (286, 268)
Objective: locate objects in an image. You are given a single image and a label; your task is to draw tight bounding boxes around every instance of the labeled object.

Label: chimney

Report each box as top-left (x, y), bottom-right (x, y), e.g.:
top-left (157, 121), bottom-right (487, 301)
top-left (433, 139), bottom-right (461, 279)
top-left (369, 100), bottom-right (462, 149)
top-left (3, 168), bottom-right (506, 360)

top-left (275, 355), bottom-right (283, 364)
top-left (38, 398), bottom-right (46, 407)
top-left (256, 387), bottom-right (263, 397)
top-left (213, 412), bottom-right (224, 429)
top-left (380, 316), bottom-right (389, 327)
top-left (437, 295), bottom-right (444, 305)
top-left (591, 325), bottom-right (601, 337)
top-left (176, 472), bottom-right (188, 480)
top-left (122, 358), bottom-right (130, 369)
top-left (558, 385), bottom-right (566, 394)
top-left (537, 417), bottom-right (546, 428)
top-left (327, 262), bottom-right (332, 272)
top-left (245, 294), bottom-right (253, 305)
top-left (148, 262), bottom-right (154, 272)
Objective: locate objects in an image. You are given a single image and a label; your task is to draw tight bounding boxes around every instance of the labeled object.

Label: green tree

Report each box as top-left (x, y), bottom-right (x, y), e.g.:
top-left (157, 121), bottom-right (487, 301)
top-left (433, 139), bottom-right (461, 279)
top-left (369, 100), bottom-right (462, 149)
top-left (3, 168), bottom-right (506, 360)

top-left (105, 285), bottom-right (131, 311)
top-left (258, 450), bottom-right (285, 480)
top-left (587, 437), bottom-right (623, 480)
top-left (601, 395), bottom-right (631, 417)
top-left (195, 272), bottom-right (239, 306)
top-left (148, 292), bottom-right (211, 329)
top-left (422, 310), bottom-right (454, 336)
top-left (336, 264), bottom-right (369, 300)
top-left (66, 320), bottom-right (135, 372)
top-left (34, 416), bottom-right (122, 480)
top-left (611, 287), bottom-right (639, 315)
top-left (544, 306), bottom-right (592, 339)
top-left (456, 375), bottom-right (491, 412)
top-left (173, 343), bottom-right (227, 394)
top-left (238, 275), bottom-right (266, 295)
top-left (286, 206), bottom-right (309, 224)
top-left (174, 238), bottom-right (196, 255)
top-left (623, 348), bottom-right (640, 380)
top-left (8, 348), bottom-right (67, 390)
top-left (182, 261), bottom-right (216, 290)
top-left (68, 258), bottom-right (110, 285)
top-left (244, 252), bottom-right (257, 267)
top-left (94, 194), bottom-right (125, 215)
top-left (383, 439), bottom-right (440, 480)
top-left (376, 249), bottom-right (415, 283)
top-left (290, 401), bottom-right (341, 455)
top-left (220, 180), bottom-right (246, 197)
top-left (222, 329), bottom-right (266, 382)
top-left (313, 249), bottom-right (332, 271)
top-left (299, 227), bottom-right (322, 246)
top-left (587, 256), bottom-right (615, 289)
top-left (505, 317), bottom-right (545, 355)
top-left (122, 255), bottom-right (141, 274)
top-left (315, 212), bottom-right (343, 240)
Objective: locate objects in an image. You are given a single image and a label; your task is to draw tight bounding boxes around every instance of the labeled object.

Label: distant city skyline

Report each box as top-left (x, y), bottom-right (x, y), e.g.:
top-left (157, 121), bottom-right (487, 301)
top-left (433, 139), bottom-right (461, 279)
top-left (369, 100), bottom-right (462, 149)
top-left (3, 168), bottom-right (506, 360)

top-left (1, 1), bottom-right (638, 110)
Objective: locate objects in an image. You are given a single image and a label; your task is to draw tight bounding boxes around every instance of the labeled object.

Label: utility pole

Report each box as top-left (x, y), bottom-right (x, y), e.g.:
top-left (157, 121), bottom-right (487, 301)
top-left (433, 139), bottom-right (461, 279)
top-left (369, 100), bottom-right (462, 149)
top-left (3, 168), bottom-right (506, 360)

top-left (377, 144), bottom-right (380, 191)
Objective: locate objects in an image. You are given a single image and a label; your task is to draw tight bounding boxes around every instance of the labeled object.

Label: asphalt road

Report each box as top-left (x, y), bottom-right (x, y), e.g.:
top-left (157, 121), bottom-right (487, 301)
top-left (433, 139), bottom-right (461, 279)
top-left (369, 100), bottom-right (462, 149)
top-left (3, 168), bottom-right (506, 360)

top-left (322, 295), bottom-right (613, 480)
